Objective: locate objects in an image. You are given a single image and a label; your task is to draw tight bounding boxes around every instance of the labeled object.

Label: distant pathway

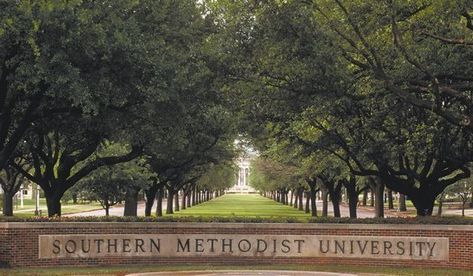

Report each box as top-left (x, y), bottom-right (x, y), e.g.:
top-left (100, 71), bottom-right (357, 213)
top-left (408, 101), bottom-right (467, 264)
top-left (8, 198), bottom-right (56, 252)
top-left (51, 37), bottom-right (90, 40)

top-left (65, 199), bottom-right (169, 217)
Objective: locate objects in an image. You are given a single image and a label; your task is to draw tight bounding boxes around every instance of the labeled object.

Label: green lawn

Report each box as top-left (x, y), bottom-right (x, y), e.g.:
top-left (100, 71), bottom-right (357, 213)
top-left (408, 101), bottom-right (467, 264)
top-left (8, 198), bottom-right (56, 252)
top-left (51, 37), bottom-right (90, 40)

top-left (0, 198), bottom-right (102, 217)
top-left (173, 194), bottom-right (311, 218)
top-left (1, 264), bottom-right (471, 276)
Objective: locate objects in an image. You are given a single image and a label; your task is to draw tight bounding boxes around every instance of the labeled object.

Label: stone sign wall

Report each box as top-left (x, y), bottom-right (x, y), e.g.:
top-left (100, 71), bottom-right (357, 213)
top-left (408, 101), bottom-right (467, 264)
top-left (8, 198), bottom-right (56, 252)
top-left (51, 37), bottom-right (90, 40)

top-left (38, 234), bottom-right (448, 261)
top-left (0, 222), bottom-right (471, 269)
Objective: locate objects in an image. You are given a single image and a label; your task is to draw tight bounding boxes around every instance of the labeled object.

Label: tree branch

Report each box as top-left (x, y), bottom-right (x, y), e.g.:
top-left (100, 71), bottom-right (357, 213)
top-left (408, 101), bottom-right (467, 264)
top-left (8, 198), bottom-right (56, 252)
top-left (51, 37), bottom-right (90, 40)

top-left (64, 145), bottom-right (142, 190)
top-left (420, 31), bottom-right (473, 46)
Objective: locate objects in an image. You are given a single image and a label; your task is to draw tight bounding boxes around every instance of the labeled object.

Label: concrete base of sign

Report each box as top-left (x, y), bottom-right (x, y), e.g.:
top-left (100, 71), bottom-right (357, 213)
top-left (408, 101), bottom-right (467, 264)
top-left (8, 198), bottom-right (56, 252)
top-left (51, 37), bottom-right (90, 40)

top-left (127, 271), bottom-right (358, 276)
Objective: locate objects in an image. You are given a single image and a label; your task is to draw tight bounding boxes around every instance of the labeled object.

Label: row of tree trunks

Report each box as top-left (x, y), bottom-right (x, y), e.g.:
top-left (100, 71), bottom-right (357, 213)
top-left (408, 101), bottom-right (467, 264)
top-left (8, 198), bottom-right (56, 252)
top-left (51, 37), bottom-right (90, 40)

top-left (266, 182), bottom-right (414, 219)
top-left (134, 184), bottom-right (226, 218)
top-left (268, 185), bottom-right (320, 218)
top-left (163, 188), bottom-right (221, 216)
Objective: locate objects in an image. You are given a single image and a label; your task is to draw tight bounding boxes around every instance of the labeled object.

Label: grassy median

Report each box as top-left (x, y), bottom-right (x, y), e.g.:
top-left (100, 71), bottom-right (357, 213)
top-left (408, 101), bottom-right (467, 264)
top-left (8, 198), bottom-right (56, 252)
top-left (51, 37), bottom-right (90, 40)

top-left (173, 194), bottom-right (311, 218)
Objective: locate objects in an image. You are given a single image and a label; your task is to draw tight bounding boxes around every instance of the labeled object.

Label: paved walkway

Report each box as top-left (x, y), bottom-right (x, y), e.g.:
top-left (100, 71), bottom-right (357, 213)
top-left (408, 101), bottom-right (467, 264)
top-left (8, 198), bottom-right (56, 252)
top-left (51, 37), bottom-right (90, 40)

top-left (65, 199), bottom-right (170, 217)
top-left (440, 208), bottom-right (473, 217)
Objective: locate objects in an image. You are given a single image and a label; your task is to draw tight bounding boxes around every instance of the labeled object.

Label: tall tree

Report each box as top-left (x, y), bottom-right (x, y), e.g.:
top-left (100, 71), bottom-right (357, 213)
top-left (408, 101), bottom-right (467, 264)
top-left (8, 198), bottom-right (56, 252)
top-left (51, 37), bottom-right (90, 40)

top-left (210, 0), bottom-right (473, 216)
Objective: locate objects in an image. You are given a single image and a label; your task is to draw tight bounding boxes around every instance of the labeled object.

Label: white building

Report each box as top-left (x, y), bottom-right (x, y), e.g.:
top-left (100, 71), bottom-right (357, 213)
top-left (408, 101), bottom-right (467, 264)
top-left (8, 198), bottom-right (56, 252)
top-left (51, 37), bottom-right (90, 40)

top-left (0, 183), bottom-right (34, 200)
top-left (227, 152), bottom-right (256, 194)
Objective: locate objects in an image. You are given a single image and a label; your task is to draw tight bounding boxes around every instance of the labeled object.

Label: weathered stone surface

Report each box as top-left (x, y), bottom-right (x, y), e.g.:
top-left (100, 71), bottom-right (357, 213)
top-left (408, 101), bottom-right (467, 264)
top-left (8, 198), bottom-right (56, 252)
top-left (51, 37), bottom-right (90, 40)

top-left (39, 234), bottom-right (448, 261)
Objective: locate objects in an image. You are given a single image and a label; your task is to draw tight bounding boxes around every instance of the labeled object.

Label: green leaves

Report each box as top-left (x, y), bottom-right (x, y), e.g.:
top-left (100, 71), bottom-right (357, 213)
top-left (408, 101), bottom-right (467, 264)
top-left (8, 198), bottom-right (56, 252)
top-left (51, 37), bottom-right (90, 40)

top-left (211, 0), bottom-right (473, 215)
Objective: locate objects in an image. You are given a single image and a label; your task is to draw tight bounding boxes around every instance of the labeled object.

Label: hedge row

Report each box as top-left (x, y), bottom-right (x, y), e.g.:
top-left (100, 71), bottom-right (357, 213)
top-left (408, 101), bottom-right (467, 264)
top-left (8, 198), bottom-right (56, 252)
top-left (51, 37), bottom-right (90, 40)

top-left (0, 215), bottom-right (472, 225)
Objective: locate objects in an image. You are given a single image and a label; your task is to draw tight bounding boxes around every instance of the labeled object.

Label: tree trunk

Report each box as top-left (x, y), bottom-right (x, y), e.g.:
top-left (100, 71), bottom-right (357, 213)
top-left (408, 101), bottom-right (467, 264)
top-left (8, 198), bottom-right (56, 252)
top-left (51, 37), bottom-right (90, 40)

top-left (324, 180), bottom-right (342, 218)
top-left (399, 193), bottom-right (407, 212)
top-left (411, 195), bottom-right (435, 216)
top-left (362, 190), bottom-right (367, 206)
top-left (298, 189), bottom-right (303, 211)
top-left (305, 192), bottom-right (310, 213)
top-left (331, 193), bottom-right (341, 218)
top-left (174, 191), bottom-right (180, 212)
top-left (370, 189), bottom-right (375, 207)
top-left (290, 191), bottom-right (294, 206)
top-left (309, 182), bottom-right (317, 217)
top-left (405, 182), bottom-right (439, 217)
top-left (387, 189), bottom-right (394, 209)
top-left (343, 178), bottom-right (358, 219)
top-left (156, 188), bottom-right (164, 217)
top-left (186, 190), bottom-right (191, 208)
top-left (342, 178), bottom-right (358, 218)
top-left (72, 193), bottom-right (78, 204)
top-left (166, 190), bottom-right (174, 214)
top-left (322, 190), bottom-right (328, 217)
top-left (462, 202), bottom-right (465, 217)
top-left (144, 186), bottom-right (158, 217)
top-left (46, 194), bottom-right (62, 217)
top-left (348, 192), bottom-right (358, 218)
top-left (181, 191), bottom-right (186, 210)
top-left (105, 201), bottom-right (110, 216)
top-left (2, 191), bottom-right (13, 216)
top-left (373, 178), bottom-right (384, 218)
top-left (191, 188), bottom-right (195, 206)
top-left (124, 188), bottom-right (139, 216)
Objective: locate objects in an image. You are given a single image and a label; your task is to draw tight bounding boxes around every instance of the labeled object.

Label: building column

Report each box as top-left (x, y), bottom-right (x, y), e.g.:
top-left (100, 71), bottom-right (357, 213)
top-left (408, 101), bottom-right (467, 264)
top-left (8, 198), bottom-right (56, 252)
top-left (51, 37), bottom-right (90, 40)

top-left (20, 185), bottom-right (24, 208)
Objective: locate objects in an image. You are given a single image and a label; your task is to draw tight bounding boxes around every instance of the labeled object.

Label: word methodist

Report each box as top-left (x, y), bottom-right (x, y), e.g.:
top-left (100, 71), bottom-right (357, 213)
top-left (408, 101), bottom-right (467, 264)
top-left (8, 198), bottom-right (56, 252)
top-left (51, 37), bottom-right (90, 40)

top-left (39, 234), bottom-right (448, 261)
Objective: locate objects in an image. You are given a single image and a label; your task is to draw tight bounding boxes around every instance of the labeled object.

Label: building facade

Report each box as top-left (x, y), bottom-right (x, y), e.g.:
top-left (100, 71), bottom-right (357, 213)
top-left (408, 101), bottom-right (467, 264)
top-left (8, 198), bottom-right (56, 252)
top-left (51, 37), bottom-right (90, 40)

top-left (227, 153), bottom-right (256, 194)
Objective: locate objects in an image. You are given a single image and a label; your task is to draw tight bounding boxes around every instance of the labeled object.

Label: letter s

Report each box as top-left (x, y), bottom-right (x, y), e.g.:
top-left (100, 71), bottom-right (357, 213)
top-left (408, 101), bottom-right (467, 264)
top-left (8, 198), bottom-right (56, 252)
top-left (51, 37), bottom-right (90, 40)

top-left (52, 240), bottom-right (61, 254)
top-left (396, 241), bottom-right (405, 255)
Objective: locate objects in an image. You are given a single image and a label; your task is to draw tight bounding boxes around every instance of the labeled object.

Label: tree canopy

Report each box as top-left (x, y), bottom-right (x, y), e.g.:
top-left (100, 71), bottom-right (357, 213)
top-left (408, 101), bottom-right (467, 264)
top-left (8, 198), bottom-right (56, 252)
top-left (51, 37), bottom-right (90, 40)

top-left (1, 0), bottom-right (471, 217)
